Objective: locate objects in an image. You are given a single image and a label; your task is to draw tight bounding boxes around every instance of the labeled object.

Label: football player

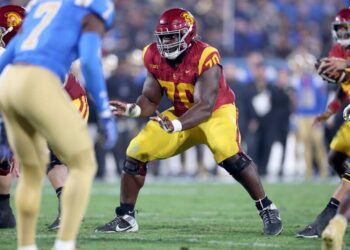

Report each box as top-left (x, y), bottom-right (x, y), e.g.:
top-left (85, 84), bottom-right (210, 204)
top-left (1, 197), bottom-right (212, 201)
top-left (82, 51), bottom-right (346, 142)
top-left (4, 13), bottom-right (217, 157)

top-left (0, 1), bottom-right (117, 250)
top-left (296, 8), bottom-right (350, 239)
top-left (0, 4), bottom-right (25, 229)
top-left (96, 8), bottom-right (283, 236)
top-left (321, 107), bottom-right (350, 250)
top-left (0, 4), bottom-right (90, 232)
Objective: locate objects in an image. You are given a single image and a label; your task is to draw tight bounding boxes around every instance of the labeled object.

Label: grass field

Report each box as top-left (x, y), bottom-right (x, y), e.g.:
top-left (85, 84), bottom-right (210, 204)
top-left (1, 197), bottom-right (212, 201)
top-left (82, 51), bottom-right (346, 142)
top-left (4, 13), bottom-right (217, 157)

top-left (0, 180), bottom-right (349, 250)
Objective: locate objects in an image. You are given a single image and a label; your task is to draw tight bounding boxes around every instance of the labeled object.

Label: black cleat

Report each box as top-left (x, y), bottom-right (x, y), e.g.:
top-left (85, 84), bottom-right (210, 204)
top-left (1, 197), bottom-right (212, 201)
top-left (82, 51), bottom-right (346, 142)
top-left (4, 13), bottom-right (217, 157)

top-left (259, 204), bottom-right (283, 236)
top-left (95, 215), bottom-right (138, 233)
top-left (295, 206), bottom-right (337, 238)
top-left (0, 207), bottom-right (16, 229)
top-left (47, 216), bottom-right (60, 231)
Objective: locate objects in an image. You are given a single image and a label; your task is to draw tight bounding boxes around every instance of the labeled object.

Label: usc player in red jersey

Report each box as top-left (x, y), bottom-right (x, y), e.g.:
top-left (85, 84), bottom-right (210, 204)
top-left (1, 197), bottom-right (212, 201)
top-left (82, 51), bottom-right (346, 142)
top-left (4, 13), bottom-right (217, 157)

top-left (295, 8), bottom-right (350, 241)
top-left (96, 8), bottom-right (283, 236)
top-left (0, 5), bottom-right (89, 231)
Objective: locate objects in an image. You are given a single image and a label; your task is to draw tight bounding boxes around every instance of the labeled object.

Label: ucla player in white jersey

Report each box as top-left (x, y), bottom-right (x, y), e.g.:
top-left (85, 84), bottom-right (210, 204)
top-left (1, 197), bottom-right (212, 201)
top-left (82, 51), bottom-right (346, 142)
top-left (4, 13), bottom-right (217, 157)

top-left (0, 1), bottom-right (117, 250)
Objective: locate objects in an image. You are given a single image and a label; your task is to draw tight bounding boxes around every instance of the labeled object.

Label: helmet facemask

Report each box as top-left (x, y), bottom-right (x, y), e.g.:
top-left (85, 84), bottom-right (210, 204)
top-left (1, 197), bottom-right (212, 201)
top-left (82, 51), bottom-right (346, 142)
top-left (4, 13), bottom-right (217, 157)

top-left (155, 26), bottom-right (193, 60)
top-left (332, 22), bottom-right (350, 47)
top-left (0, 25), bottom-right (13, 47)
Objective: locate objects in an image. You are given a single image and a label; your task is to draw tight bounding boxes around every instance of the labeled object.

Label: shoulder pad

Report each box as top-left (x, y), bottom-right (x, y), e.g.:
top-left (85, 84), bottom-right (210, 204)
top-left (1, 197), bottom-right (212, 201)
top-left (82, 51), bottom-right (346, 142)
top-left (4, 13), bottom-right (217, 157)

top-left (74, 0), bottom-right (115, 30)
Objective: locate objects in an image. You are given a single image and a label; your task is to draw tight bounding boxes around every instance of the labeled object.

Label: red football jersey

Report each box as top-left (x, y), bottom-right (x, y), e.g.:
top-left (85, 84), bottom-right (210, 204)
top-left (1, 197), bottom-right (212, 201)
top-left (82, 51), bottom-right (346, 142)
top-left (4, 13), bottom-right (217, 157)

top-left (142, 40), bottom-right (235, 116)
top-left (329, 43), bottom-right (350, 101)
top-left (63, 73), bottom-right (86, 100)
top-left (63, 73), bottom-right (88, 119)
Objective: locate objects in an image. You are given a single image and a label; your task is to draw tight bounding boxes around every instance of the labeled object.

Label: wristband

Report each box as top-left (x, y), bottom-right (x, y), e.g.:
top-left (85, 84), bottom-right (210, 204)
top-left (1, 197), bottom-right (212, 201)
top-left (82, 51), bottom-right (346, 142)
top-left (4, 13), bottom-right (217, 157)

top-left (172, 119), bottom-right (182, 132)
top-left (126, 103), bottom-right (141, 118)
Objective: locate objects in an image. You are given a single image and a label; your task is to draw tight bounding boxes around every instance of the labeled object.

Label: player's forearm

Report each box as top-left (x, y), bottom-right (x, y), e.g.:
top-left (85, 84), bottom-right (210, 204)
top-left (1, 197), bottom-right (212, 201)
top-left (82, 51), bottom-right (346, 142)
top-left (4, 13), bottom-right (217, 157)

top-left (79, 32), bottom-right (111, 118)
top-left (136, 95), bottom-right (158, 117)
top-left (178, 101), bottom-right (213, 130)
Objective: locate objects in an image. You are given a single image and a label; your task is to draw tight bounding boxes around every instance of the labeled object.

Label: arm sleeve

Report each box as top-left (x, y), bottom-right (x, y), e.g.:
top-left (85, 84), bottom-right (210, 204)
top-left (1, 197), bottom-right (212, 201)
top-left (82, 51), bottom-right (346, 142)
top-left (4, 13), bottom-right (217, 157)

top-left (78, 32), bottom-right (111, 118)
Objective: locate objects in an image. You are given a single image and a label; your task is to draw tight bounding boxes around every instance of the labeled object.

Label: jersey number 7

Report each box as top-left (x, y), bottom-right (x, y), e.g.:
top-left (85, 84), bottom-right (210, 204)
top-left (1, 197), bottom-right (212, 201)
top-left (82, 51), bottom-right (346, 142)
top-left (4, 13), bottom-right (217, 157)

top-left (21, 2), bottom-right (61, 51)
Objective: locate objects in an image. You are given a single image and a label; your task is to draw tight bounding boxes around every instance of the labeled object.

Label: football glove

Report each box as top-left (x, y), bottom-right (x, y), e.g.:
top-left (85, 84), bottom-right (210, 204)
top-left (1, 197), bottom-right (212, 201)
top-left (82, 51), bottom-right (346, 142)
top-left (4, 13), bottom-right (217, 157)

top-left (150, 111), bottom-right (182, 133)
top-left (109, 100), bottom-right (141, 118)
top-left (99, 114), bottom-right (118, 150)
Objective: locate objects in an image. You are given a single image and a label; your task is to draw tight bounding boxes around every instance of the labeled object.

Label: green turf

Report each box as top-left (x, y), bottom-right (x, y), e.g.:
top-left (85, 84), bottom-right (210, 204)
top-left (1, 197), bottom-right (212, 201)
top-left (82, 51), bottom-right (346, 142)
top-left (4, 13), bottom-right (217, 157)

top-left (0, 180), bottom-right (349, 250)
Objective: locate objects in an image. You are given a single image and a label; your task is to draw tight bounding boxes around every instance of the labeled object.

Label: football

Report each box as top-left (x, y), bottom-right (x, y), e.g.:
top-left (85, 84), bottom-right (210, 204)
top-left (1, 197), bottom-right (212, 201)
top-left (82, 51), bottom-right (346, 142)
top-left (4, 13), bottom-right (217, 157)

top-left (315, 59), bottom-right (347, 84)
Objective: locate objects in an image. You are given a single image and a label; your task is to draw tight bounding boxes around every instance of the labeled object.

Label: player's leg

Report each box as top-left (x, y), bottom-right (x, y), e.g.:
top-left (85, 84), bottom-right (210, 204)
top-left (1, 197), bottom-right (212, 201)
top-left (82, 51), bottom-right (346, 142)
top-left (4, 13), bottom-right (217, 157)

top-left (1, 112), bottom-right (48, 249)
top-left (0, 66), bottom-right (49, 249)
top-left (297, 123), bottom-right (350, 238)
top-left (46, 151), bottom-right (68, 230)
top-left (94, 157), bottom-right (146, 233)
top-left (296, 149), bottom-right (348, 238)
top-left (322, 190), bottom-right (350, 250)
top-left (3, 65), bottom-right (95, 249)
top-left (202, 104), bottom-right (282, 236)
top-left (27, 68), bottom-right (96, 248)
top-left (0, 173), bottom-right (16, 228)
top-left (312, 127), bottom-right (328, 178)
top-left (95, 109), bottom-right (193, 233)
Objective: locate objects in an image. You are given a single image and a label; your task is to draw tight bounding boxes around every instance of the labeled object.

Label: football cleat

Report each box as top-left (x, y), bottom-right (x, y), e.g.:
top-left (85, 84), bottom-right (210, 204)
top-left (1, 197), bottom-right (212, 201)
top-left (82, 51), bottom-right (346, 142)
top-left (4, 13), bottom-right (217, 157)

top-left (95, 215), bottom-right (138, 233)
top-left (296, 206), bottom-right (337, 238)
top-left (47, 216), bottom-right (60, 231)
top-left (0, 206), bottom-right (15, 228)
top-left (259, 204), bottom-right (283, 236)
top-left (295, 224), bottom-right (319, 239)
top-left (321, 216), bottom-right (347, 250)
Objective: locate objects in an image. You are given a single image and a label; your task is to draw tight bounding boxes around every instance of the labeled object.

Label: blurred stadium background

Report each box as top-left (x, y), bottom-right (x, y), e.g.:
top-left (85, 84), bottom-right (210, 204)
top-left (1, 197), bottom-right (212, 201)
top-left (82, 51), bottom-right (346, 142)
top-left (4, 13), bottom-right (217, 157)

top-left (2, 0), bottom-right (349, 182)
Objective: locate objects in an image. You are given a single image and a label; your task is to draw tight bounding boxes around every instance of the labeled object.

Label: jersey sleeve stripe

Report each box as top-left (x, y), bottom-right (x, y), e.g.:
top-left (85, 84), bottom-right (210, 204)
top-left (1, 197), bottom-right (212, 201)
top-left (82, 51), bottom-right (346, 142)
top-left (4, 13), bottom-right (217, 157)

top-left (142, 44), bottom-right (152, 61)
top-left (198, 47), bottom-right (219, 75)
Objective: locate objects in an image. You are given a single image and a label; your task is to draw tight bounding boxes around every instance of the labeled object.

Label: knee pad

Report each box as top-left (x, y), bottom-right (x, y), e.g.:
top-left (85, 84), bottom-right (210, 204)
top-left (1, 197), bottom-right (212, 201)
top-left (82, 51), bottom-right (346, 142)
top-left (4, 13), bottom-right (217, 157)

top-left (219, 152), bottom-right (252, 178)
top-left (328, 154), bottom-right (349, 177)
top-left (123, 158), bottom-right (147, 176)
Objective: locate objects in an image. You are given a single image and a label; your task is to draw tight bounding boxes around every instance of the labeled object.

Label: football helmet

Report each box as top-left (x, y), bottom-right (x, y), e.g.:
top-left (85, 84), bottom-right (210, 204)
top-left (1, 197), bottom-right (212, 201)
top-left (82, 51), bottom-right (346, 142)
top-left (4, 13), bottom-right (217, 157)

top-left (155, 8), bottom-right (197, 59)
top-left (332, 8), bottom-right (350, 47)
top-left (0, 5), bottom-right (25, 48)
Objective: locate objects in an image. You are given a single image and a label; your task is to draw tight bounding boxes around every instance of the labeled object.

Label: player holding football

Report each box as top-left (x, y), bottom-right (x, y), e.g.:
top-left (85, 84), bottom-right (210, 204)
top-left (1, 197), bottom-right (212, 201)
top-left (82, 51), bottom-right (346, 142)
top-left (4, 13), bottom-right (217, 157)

top-left (96, 8), bottom-right (283, 236)
top-left (296, 8), bottom-right (350, 239)
top-left (0, 1), bottom-right (117, 250)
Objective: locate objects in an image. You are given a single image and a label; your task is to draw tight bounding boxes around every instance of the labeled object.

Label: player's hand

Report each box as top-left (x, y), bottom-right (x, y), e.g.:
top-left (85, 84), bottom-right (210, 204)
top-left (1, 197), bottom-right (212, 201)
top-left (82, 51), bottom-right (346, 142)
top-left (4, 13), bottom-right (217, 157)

top-left (99, 116), bottom-right (118, 150)
top-left (318, 57), bottom-right (347, 74)
top-left (316, 57), bottom-right (348, 84)
top-left (312, 111), bottom-right (333, 126)
top-left (150, 111), bottom-right (174, 133)
top-left (343, 104), bottom-right (350, 121)
top-left (109, 100), bottom-right (141, 118)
